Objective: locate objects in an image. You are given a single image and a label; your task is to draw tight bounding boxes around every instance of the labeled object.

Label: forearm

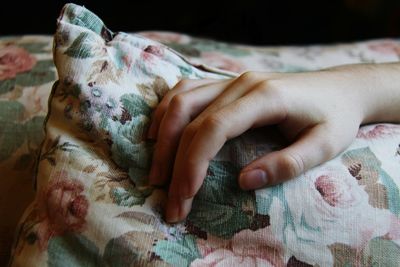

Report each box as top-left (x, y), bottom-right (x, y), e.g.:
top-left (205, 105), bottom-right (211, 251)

top-left (327, 62), bottom-right (400, 124)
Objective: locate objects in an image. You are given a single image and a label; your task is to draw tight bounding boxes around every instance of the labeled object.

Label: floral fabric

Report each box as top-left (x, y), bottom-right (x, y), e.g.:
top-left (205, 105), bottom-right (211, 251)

top-left (3, 3), bottom-right (400, 266)
top-left (0, 35), bottom-right (56, 266)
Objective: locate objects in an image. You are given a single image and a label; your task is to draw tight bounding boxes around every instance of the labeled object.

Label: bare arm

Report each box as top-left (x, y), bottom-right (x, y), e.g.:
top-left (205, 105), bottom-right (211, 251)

top-left (147, 62), bottom-right (400, 223)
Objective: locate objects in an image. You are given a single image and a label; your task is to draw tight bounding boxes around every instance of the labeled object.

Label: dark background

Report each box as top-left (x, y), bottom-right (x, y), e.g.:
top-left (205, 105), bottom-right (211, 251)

top-left (1, 0), bottom-right (399, 45)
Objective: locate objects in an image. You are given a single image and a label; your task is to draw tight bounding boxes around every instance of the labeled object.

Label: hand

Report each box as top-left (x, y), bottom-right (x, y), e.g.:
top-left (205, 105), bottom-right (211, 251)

top-left (146, 64), bottom-right (398, 223)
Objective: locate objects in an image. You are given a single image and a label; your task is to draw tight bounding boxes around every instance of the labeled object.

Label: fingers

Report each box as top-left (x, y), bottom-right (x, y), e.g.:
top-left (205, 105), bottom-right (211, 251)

top-left (190, 71), bottom-right (264, 123)
top-left (147, 79), bottom-right (219, 140)
top-left (165, 89), bottom-right (287, 223)
top-left (148, 80), bottom-right (230, 185)
top-left (148, 72), bottom-right (265, 186)
top-left (239, 123), bottom-right (357, 190)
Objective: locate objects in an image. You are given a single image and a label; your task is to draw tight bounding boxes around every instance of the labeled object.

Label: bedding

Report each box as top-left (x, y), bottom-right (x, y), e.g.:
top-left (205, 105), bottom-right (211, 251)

top-left (1, 3), bottom-right (400, 266)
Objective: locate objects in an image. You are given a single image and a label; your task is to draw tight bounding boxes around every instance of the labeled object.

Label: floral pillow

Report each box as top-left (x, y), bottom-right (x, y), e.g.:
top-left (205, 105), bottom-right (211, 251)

top-left (10, 3), bottom-right (400, 267)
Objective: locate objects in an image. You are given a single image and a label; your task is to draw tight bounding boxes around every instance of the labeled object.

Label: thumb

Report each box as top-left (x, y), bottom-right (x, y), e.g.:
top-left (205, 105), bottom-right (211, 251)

top-left (238, 124), bottom-right (348, 190)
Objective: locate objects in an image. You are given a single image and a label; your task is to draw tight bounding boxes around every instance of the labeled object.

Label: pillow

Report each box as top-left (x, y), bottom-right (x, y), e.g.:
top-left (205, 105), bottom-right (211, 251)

top-left (10, 4), bottom-right (400, 266)
top-left (0, 36), bottom-right (56, 266)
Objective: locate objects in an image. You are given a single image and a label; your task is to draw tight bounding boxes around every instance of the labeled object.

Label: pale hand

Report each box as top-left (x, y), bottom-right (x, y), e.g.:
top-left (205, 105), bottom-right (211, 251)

top-left (146, 63), bottom-right (400, 223)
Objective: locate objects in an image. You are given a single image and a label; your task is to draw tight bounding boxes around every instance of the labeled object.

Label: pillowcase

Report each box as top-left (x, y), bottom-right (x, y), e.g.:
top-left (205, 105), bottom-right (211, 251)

top-left (0, 35), bottom-right (56, 266)
top-left (10, 4), bottom-right (400, 266)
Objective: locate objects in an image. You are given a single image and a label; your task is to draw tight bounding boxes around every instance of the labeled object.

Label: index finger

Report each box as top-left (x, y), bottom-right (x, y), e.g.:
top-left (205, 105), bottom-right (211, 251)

top-left (165, 89), bottom-right (285, 222)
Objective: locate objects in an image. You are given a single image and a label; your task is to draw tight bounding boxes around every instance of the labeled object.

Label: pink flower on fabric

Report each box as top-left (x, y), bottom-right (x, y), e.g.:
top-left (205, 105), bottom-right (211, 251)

top-left (274, 164), bottom-right (400, 265)
top-left (141, 45), bottom-right (165, 63)
top-left (138, 31), bottom-right (190, 44)
top-left (315, 174), bottom-right (357, 207)
top-left (368, 41), bottom-right (400, 56)
top-left (36, 171), bottom-right (88, 250)
top-left (0, 45), bottom-right (37, 80)
top-left (357, 124), bottom-right (400, 139)
top-left (200, 51), bottom-right (245, 73)
top-left (191, 228), bottom-right (285, 267)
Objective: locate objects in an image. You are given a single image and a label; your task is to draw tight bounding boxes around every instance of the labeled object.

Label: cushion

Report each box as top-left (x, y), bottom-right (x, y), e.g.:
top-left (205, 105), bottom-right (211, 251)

top-left (10, 4), bottom-right (400, 266)
top-left (0, 36), bottom-right (56, 266)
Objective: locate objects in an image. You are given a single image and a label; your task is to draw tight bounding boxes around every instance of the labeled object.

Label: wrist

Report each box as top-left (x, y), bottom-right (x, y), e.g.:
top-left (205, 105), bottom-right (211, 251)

top-left (359, 63), bottom-right (400, 124)
top-left (326, 63), bottom-right (400, 125)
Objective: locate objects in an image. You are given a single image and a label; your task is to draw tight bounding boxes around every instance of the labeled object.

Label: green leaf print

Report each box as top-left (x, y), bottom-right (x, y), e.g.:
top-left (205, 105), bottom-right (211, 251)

top-left (0, 78), bottom-right (16, 95)
top-left (0, 122), bottom-right (25, 162)
top-left (188, 201), bottom-right (251, 238)
top-left (64, 32), bottom-right (95, 59)
top-left (108, 117), bottom-right (152, 170)
top-left (0, 100), bottom-right (24, 121)
top-left (191, 38), bottom-right (251, 57)
top-left (16, 59), bottom-right (56, 86)
top-left (0, 101), bottom-right (25, 161)
top-left (19, 42), bottom-right (50, 53)
top-left (65, 5), bottom-right (105, 35)
top-left (178, 65), bottom-right (193, 77)
top-left (255, 185), bottom-right (283, 215)
top-left (120, 93), bottom-right (152, 117)
top-left (0, 101), bottom-right (45, 162)
top-left (103, 235), bottom-right (142, 267)
top-left (331, 238), bottom-right (400, 267)
top-left (25, 116), bottom-right (45, 146)
top-left (188, 160), bottom-right (256, 238)
top-left (154, 234), bottom-right (201, 267)
top-left (362, 237), bottom-right (400, 266)
top-left (111, 186), bottom-right (152, 207)
top-left (47, 233), bottom-right (102, 267)
top-left (103, 231), bottom-right (156, 267)
top-left (380, 170), bottom-right (400, 216)
top-left (167, 43), bottom-right (201, 57)
top-left (342, 147), bottom-right (400, 216)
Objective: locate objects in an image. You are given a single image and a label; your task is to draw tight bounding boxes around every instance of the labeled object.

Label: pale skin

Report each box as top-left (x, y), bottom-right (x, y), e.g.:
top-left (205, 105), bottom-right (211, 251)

top-left (146, 62), bottom-right (400, 223)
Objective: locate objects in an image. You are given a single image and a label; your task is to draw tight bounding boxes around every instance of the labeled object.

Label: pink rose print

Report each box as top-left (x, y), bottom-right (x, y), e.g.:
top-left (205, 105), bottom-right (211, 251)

top-left (368, 41), bottom-right (400, 56)
top-left (141, 45), bottom-right (165, 63)
top-left (138, 31), bottom-right (190, 44)
top-left (277, 164), bottom-right (400, 265)
top-left (0, 45), bottom-right (37, 80)
top-left (310, 168), bottom-right (388, 244)
top-left (192, 228), bottom-right (285, 267)
top-left (315, 174), bottom-right (357, 207)
top-left (200, 51), bottom-right (245, 73)
top-left (36, 171), bottom-right (89, 250)
top-left (357, 124), bottom-right (400, 139)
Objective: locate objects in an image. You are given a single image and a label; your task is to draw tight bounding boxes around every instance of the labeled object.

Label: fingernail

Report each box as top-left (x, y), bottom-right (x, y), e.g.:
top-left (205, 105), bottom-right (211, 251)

top-left (239, 169), bottom-right (267, 190)
top-left (180, 198), bottom-right (193, 220)
top-left (165, 197), bottom-right (193, 223)
top-left (165, 197), bottom-right (180, 223)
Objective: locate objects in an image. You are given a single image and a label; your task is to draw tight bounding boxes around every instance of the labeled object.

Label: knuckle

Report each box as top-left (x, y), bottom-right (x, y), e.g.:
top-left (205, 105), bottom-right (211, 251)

top-left (170, 94), bottom-right (187, 112)
top-left (183, 123), bottom-right (198, 137)
top-left (253, 80), bottom-right (271, 96)
top-left (257, 80), bottom-right (270, 90)
top-left (203, 114), bottom-right (225, 131)
top-left (254, 79), bottom-right (288, 116)
top-left (153, 103), bottom-right (165, 114)
top-left (175, 79), bottom-right (191, 90)
top-left (165, 95), bottom-right (190, 122)
top-left (279, 152), bottom-right (305, 179)
top-left (152, 105), bottom-right (166, 123)
top-left (238, 71), bottom-right (258, 83)
top-left (257, 79), bottom-right (281, 96)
